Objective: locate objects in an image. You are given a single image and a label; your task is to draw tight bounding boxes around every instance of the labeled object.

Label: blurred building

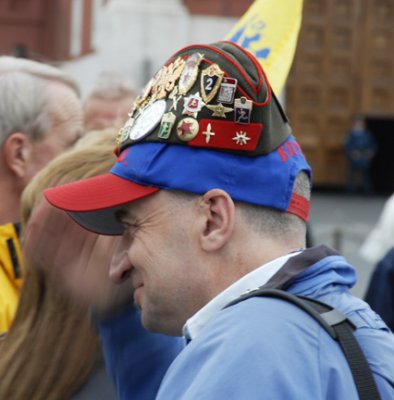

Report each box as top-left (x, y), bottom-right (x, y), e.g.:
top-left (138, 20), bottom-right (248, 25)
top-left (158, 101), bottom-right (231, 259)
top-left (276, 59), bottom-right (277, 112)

top-left (0, 0), bottom-right (251, 94)
top-left (287, 0), bottom-right (394, 193)
top-left (1, 0), bottom-right (393, 192)
top-left (0, 0), bottom-right (93, 62)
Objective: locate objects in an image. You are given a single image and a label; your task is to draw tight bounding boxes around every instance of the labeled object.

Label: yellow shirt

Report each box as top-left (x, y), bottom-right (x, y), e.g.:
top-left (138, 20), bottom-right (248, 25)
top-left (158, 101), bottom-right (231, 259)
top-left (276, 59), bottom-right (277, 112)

top-left (0, 223), bottom-right (24, 333)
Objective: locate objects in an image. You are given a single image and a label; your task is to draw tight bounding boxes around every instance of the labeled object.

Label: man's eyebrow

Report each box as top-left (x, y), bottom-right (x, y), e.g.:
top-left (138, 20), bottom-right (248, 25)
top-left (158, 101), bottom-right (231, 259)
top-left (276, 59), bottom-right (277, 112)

top-left (115, 208), bottom-right (138, 225)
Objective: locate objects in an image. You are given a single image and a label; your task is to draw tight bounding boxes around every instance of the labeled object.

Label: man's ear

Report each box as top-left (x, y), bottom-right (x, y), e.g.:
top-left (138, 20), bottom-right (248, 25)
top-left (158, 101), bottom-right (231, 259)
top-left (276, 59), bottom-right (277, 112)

top-left (198, 189), bottom-right (235, 252)
top-left (2, 132), bottom-right (32, 178)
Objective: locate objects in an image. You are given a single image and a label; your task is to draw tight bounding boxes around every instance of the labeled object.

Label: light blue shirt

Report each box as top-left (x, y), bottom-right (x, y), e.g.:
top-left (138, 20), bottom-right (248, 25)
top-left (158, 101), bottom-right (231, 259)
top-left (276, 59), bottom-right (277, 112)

top-left (183, 251), bottom-right (301, 340)
top-left (157, 247), bottom-right (394, 399)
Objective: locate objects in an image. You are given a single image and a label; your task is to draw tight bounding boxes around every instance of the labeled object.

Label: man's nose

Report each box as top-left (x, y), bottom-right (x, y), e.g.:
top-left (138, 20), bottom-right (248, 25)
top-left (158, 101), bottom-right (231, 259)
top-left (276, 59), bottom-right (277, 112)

top-left (109, 239), bottom-right (133, 283)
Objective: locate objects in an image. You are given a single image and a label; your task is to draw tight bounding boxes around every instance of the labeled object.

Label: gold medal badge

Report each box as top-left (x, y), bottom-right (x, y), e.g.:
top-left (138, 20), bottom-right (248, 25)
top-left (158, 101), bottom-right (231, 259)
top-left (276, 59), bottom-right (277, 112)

top-left (178, 52), bottom-right (204, 96)
top-left (135, 68), bottom-right (163, 110)
top-left (151, 57), bottom-right (185, 101)
top-left (200, 63), bottom-right (224, 104)
top-left (206, 103), bottom-right (233, 118)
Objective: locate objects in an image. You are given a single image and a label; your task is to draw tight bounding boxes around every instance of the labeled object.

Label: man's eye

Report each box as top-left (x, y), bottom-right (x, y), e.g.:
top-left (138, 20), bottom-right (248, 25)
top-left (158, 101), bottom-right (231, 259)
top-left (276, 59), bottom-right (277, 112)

top-left (123, 223), bottom-right (138, 236)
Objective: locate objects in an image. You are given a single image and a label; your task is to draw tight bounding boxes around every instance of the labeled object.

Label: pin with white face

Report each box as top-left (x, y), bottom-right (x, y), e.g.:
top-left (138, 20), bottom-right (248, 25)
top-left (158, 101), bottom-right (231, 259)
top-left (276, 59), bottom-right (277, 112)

top-left (176, 117), bottom-right (199, 142)
top-left (129, 100), bottom-right (167, 141)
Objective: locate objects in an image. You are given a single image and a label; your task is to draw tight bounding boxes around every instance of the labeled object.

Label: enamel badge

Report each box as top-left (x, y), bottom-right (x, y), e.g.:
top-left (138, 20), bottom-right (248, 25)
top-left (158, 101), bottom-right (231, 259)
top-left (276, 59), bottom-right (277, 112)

top-left (182, 92), bottom-right (205, 118)
top-left (158, 112), bottom-right (176, 139)
top-left (129, 100), bottom-right (167, 141)
top-left (178, 52), bottom-right (204, 96)
top-left (176, 117), bottom-right (199, 141)
top-left (217, 77), bottom-right (237, 104)
top-left (234, 97), bottom-right (253, 124)
top-left (200, 63), bottom-right (224, 103)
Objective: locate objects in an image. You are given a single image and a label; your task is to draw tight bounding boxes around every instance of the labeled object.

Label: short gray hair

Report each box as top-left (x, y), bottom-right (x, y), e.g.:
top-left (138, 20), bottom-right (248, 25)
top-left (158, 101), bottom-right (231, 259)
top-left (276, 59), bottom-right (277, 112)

top-left (0, 56), bottom-right (79, 144)
top-left (238, 171), bottom-right (311, 244)
top-left (169, 171), bottom-right (311, 246)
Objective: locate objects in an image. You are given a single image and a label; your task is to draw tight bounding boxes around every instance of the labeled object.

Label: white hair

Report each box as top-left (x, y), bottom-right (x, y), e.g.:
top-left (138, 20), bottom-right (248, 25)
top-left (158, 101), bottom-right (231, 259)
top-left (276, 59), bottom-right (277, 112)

top-left (0, 56), bottom-right (80, 144)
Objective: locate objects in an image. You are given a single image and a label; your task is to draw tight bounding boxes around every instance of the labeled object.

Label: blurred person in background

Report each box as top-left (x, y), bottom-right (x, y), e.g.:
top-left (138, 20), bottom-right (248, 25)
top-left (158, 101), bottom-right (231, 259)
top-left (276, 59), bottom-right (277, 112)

top-left (360, 192), bottom-right (394, 332)
top-left (0, 129), bottom-right (182, 399)
top-left (0, 56), bottom-right (83, 333)
top-left (84, 70), bottom-right (137, 131)
top-left (0, 130), bottom-right (117, 399)
top-left (364, 245), bottom-right (394, 332)
top-left (344, 115), bottom-right (377, 195)
top-left (360, 193), bottom-right (394, 265)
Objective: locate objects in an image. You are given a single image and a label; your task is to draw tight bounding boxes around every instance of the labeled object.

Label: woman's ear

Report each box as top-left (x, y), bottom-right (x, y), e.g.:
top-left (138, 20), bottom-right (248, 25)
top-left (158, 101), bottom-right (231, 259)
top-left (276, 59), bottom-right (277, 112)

top-left (3, 132), bottom-right (32, 178)
top-left (198, 189), bottom-right (235, 252)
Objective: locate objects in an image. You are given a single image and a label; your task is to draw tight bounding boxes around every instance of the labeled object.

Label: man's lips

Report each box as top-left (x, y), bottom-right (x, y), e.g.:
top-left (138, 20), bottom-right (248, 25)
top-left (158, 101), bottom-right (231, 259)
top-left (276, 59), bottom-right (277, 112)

top-left (133, 283), bottom-right (144, 305)
top-left (131, 278), bottom-right (144, 293)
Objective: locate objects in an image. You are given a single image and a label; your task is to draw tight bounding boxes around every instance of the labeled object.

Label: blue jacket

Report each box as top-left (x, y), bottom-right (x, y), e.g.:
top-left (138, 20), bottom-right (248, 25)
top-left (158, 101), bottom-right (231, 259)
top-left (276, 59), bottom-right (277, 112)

top-left (365, 246), bottom-right (394, 332)
top-left (157, 246), bottom-right (394, 399)
top-left (98, 307), bottom-right (184, 400)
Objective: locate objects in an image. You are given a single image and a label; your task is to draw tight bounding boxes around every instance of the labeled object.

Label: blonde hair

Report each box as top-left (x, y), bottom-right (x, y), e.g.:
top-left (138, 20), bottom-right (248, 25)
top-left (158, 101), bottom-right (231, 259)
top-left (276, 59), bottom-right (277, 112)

top-left (0, 129), bottom-right (117, 400)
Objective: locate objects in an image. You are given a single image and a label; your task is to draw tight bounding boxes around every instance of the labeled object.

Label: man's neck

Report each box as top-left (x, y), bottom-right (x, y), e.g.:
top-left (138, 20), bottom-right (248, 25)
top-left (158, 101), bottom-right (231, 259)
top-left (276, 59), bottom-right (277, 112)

top-left (0, 181), bottom-right (22, 225)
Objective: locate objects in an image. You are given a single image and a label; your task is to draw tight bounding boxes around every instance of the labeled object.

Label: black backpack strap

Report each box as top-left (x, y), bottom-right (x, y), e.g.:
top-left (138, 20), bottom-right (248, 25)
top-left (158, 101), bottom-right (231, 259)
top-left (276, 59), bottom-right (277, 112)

top-left (225, 288), bottom-right (381, 400)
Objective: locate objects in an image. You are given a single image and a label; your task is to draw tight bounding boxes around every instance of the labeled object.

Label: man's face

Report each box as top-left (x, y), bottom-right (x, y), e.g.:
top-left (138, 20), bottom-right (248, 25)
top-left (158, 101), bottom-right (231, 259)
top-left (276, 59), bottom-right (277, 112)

top-left (111, 191), bottom-right (209, 336)
top-left (27, 82), bottom-right (83, 181)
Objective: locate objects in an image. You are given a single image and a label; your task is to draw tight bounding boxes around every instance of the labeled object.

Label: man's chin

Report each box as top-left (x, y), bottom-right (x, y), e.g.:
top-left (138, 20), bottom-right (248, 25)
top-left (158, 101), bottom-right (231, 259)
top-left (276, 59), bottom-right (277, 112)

top-left (133, 299), bottom-right (142, 312)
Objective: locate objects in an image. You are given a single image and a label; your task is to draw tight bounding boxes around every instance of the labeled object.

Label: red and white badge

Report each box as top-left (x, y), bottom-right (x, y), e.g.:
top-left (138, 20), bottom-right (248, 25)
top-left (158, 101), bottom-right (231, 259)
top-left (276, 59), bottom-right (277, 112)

top-left (182, 92), bottom-right (205, 118)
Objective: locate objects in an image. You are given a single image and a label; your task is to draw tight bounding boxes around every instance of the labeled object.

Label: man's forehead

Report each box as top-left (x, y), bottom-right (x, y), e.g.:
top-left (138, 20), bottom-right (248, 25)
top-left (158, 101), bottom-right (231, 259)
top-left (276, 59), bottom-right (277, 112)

top-left (116, 191), bottom-right (164, 219)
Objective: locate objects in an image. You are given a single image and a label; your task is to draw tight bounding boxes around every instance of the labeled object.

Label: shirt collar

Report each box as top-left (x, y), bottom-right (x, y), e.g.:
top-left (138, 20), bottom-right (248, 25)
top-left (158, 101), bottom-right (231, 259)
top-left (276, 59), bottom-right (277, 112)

top-left (183, 251), bottom-right (302, 341)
